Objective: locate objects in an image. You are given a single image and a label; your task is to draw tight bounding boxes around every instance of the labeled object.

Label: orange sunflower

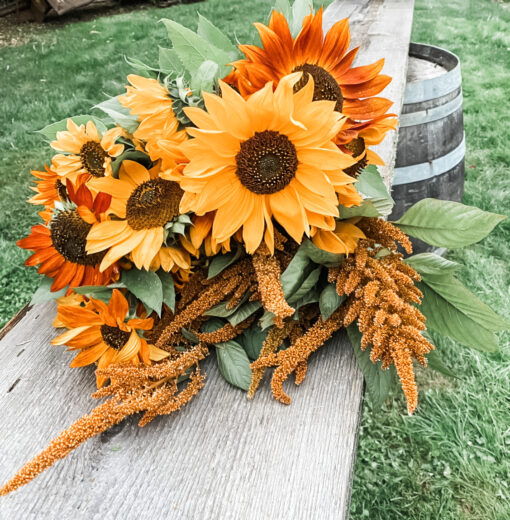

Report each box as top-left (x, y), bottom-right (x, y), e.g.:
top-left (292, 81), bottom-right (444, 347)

top-left (118, 75), bottom-right (188, 170)
top-left (51, 289), bottom-right (169, 387)
top-left (311, 219), bottom-right (366, 254)
top-left (226, 8), bottom-right (396, 143)
top-left (86, 160), bottom-right (191, 272)
top-left (51, 119), bottom-right (124, 181)
top-left (17, 181), bottom-right (119, 292)
top-left (178, 74), bottom-right (359, 254)
top-left (28, 164), bottom-right (77, 208)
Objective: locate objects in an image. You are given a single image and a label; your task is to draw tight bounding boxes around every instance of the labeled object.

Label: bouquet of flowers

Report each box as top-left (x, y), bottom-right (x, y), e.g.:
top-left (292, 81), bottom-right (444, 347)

top-left (3, 0), bottom-right (507, 496)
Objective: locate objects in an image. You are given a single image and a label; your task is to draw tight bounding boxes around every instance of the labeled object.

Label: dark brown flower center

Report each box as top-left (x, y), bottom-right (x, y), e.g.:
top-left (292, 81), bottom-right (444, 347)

top-left (292, 63), bottom-right (343, 112)
top-left (100, 324), bottom-right (130, 350)
top-left (235, 131), bottom-right (298, 195)
top-left (55, 179), bottom-right (68, 201)
top-left (342, 137), bottom-right (368, 178)
top-left (126, 178), bottom-right (183, 230)
top-left (50, 210), bottom-right (105, 265)
top-left (80, 141), bottom-right (108, 177)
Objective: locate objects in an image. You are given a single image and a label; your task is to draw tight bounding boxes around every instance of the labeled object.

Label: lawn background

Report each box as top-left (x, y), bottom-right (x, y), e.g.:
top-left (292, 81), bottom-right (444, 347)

top-left (0, 0), bottom-right (509, 518)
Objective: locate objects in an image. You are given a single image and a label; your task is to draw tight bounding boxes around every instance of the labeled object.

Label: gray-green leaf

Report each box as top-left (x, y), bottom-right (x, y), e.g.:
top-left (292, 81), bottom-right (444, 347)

top-left (288, 266), bottom-right (321, 306)
top-left (122, 269), bottom-right (163, 317)
top-left (94, 97), bottom-right (139, 134)
top-left (207, 248), bottom-right (243, 279)
top-left (227, 301), bottom-right (262, 327)
top-left (417, 278), bottom-right (506, 353)
top-left (393, 198), bottom-right (506, 248)
top-left (161, 19), bottom-right (232, 78)
top-left (404, 253), bottom-right (461, 277)
top-left (37, 115), bottom-right (107, 142)
top-left (339, 166), bottom-right (394, 218)
top-left (157, 271), bottom-right (176, 312)
top-left (238, 324), bottom-right (269, 360)
top-left (30, 276), bottom-right (68, 305)
top-left (197, 14), bottom-right (239, 59)
top-left (158, 46), bottom-right (185, 75)
top-left (319, 284), bottom-right (346, 320)
top-left (347, 325), bottom-right (393, 410)
top-left (216, 340), bottom-right (252, 391)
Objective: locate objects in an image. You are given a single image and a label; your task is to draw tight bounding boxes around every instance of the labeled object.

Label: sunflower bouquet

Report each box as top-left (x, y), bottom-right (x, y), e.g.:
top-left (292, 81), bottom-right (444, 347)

top-left (3, 0), bottom-right (508, 496)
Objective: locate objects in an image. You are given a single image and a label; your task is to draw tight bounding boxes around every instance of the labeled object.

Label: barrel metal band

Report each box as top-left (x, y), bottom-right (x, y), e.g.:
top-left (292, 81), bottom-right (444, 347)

top-left (399, 92), bottom-right (463, 128)
top-left (404, 44), bottom-right (462, 103)
top-left (393, 134), bottom-right (465, 186)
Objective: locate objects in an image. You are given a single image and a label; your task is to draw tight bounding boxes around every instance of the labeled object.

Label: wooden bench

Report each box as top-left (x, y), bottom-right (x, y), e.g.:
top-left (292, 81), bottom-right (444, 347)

top-left (0, 1), bottom-right (414, 517)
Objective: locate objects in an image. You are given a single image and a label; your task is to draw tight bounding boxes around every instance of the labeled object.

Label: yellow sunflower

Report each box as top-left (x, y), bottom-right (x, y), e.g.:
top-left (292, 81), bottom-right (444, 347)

top-left (311, 219), bottom-right (366, 254)
top-left (118, 75), bottom-right (188, 170)
top-left (86, 160), bottom-right (190, 272)
top-left (185, 213), bottom-right (234, 256)
top-left (178, 74), bottom-right (359, 254)
top-left (51, 119), bottom-right (124, 181)
top-left (51, 289), bottom-right (169, 387)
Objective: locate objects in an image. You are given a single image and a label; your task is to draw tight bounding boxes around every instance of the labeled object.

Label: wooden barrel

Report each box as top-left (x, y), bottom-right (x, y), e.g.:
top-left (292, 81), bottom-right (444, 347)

top-left (389, 43), bottom-right (465, 254)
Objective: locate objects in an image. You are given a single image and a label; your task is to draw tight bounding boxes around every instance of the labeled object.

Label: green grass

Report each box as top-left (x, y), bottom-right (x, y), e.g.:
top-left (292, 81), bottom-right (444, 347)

top-left (0, 0), bottom-right (509, 518)
top-left (351, 1), bottom-right (510, 519)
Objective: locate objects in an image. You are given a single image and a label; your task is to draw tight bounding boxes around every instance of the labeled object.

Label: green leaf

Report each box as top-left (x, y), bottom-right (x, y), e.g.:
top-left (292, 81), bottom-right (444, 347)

top-left (204, 302), bottom-right (234, 318)
top-left (161, 19), bottom-right (232, 77)
top-left (319, 284), bottom-right (346, 320)
top-left (418, 282), bottom-right (499, 352)
top-left (111, 150), bottom-right (152, 177)
top-left (205, 291), bottom-right (250, 318)
top-left (299, 239), bottom-right (344, 267)
top-left (208, 248), bottom-right (243, 279)
top-left (227, 301), bottom-right (262, 327)
top-left (292, 287), bottom-right (320, 312)
top-left (158, 46), bottom-right (185, 74)
top-left (339, 166), bottom-right (394, 218)
top-left (181, 328), bottom-right (199, 344)
top-left (122, 269), bottom-right (163, 317)
top-left (30, 276), bottom-right (68, 305)
top-left (124, 56), bottom-right (159, 75)
top-left (94, 97), bottom-right (139, 134)
top-left (37, 115), bottom-right (107, 141)
top-left (393, 198), bottom-right (506, 248)
top-left (191, 60), bottom-right (219, 94)
top-left (426, 350), bottom-right (457, 378)
top-left (197, 14), bottom-right (238, 58)
top-left (238, 324), bottom-right (269, 360)
top-left (404, 253), bottom-right (461, 277)
top-left (201, 318), bottom-right (225, 333)
top-left (347, 325), bottom-right (393, 410)
top-left (274, 0), bottom-right (291, 20)
top-left (421, 274), bottom-right (509, 332)
top-left (338, 200), bottom-right (383, 218)
top-left (290, 0), bottom-right (314, 37)
top-left (73, 285), bottom-right (114, 303)
top-left (279, 245), bottom-right (311, 298)
top-left (216, 339), bottom-right (252, 390)
top-left (157, 271), bottom-right (175, 312)
top-left (259, 310), bottom-right (276, 330)
top-left (288, 266), bottom-right (321, 305)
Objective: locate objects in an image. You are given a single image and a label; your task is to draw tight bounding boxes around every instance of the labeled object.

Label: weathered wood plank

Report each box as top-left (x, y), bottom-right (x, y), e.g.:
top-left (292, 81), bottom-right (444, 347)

top-left (0, 301), bottom-right (363, 519)
top-left (0, 2), bottom-right (414, 518)
top-left (324, 0), bottom-right (415, 189)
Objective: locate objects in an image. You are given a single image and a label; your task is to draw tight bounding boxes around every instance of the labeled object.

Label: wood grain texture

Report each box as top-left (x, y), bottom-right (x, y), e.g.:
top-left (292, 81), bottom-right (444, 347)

top-left (324, 0), bottom-right (415, 189)
top-left (0, 3), bottom-right (415, 518)
top-left (0, 302), bottom-right (363, 519)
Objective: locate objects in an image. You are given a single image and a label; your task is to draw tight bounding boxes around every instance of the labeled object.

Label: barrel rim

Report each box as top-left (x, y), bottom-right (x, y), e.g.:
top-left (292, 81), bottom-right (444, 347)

top-left (405, 43), bottom-right (462, 104)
